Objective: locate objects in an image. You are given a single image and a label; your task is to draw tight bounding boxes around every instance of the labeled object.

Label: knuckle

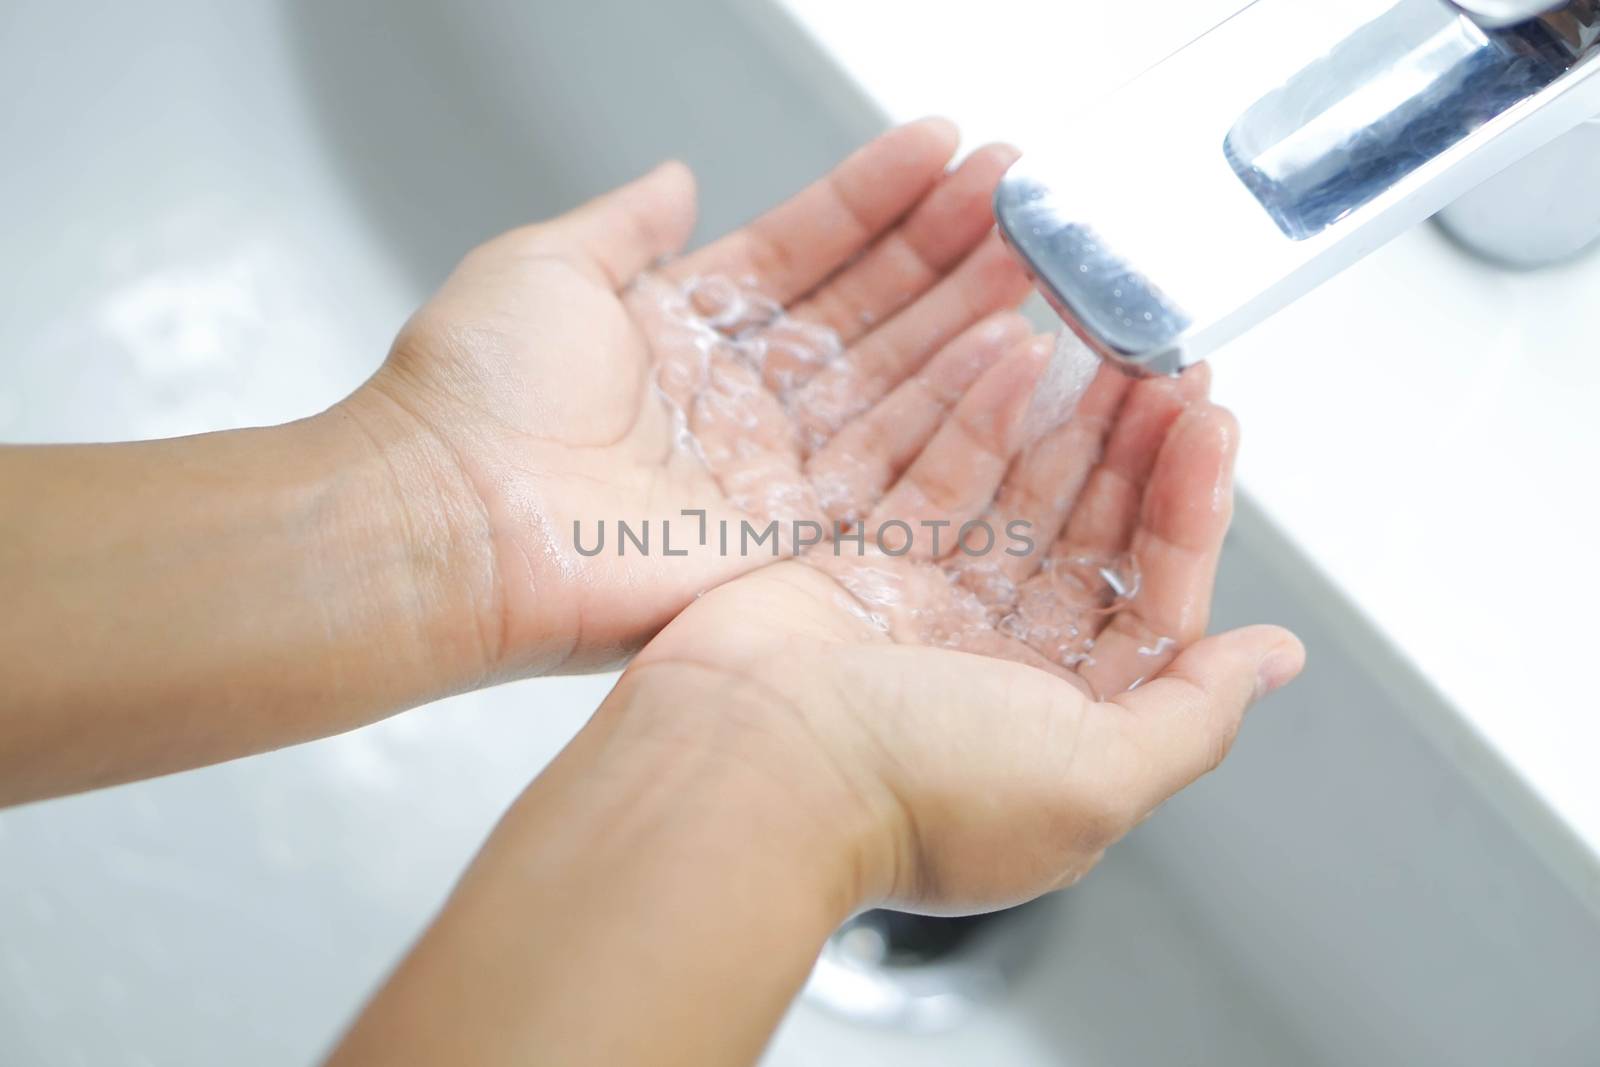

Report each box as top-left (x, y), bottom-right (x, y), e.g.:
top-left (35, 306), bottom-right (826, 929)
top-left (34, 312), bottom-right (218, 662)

top-left (748, 234), bottom-right (801, 289)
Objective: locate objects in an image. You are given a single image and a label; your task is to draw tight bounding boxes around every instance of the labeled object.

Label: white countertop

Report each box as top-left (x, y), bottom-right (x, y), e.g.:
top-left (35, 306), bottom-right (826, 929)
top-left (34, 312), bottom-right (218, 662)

top-left (772, 0), bottom-right (1600, 896)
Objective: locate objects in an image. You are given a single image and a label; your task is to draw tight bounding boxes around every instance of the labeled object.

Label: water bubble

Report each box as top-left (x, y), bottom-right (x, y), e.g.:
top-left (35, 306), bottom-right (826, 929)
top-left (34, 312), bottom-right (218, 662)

top-left (639, 273), bottom-right (1173, 696)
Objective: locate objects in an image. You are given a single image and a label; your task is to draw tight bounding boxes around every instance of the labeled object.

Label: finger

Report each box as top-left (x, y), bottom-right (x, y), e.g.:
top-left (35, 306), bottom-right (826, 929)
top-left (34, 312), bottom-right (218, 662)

top-left (1104, 625), bottom-right (1305, 813)
top-left (1052, 364), bottom-right (1209, 562)
top-left (867, 333), bottom-right (1055, 557)
top-left (789, 234), bottom-right (1032, 453)
top-left (988, 366), bottom-right (1205, 669)
top-left (747, 146), bottom-right (1018, 396)
top-left (960, 361), bottom-right (1134, 592)
top-left (532, 161), bottom-right (699, 290)
top-left (668, 118), bottom-right (960, 304)
top-left (785, 144), bottom-right (1021, 346)
top-left (1079, 405), bottom-right (1240, 695)
top-left (805, 313), bottom-right (1031, 523)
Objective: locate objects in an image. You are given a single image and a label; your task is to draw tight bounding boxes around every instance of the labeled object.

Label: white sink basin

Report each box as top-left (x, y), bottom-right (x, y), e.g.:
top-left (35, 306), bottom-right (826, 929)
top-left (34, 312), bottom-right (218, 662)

top-left (2, 2), bottom-right (1597, 1065)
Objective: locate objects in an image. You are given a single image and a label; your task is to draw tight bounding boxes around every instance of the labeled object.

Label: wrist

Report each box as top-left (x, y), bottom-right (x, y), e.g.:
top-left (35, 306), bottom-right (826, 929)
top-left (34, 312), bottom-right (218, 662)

top-left (310, 389), bottom-right (502, 695)
top-left (332, 658), bottom-right (877, 1067)
top-left (592, 658), bottom-right (906, 920)
top-left (0, 412), bottom-right (502, 801)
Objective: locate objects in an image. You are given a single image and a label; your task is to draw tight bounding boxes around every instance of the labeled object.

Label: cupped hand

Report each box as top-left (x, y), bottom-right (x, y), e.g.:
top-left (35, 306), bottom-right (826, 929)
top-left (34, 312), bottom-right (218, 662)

top-left (626, 357), bottom-right (1306, 914)
top-left (343, 119), bottom-right (1031, 678)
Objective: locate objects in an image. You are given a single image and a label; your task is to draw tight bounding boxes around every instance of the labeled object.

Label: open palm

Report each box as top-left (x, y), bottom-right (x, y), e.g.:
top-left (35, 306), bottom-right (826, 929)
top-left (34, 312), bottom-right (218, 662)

top-left (631, 357), bottom-right (1303, 911)
top-left (356, 120), bottom-right (1031, 675)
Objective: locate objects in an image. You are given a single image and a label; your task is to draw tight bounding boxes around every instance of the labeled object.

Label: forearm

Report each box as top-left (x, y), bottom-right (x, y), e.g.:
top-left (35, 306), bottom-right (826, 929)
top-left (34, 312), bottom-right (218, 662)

top-left (0, 400), bottom-right (493, 805)
top-left (327, 661), bottom-right (878, 1067)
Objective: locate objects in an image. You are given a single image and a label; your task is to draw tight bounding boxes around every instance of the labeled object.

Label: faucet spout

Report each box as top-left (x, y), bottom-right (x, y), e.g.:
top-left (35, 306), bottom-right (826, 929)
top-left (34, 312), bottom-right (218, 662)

top-left (995, 0), bottom-right (1600, 374)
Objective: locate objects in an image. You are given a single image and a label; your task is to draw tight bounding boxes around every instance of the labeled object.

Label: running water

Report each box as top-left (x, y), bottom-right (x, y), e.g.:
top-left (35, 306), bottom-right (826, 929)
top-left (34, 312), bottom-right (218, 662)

top-left (633, 271), bottom-right (1173, 696)
top-left (1023, 329), bottom-right (1102, 445)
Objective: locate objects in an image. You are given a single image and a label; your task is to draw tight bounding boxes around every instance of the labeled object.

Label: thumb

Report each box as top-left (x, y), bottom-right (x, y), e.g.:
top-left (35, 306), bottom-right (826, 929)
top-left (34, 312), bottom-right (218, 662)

top-left (1106, 625), bottom-right (1305, 808)
top-left (536, 160), bottom-right (699, 290)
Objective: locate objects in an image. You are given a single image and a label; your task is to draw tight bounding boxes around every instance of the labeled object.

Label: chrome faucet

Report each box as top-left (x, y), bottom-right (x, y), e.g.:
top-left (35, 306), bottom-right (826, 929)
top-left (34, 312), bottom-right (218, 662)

top-left (994, 0), bottom-right (1600, 374)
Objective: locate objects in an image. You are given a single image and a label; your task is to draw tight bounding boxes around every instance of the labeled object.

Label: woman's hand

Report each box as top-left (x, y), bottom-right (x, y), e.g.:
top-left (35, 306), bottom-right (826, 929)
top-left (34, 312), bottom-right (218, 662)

top-left (625, 360), bottom-right (1306, 912)
top-left (344, 119), bottom-right (1031, 677)
top-left (0, 120), bottom-right (1034, 802)
top-left (330, 354), bottom-right (1305, 1067)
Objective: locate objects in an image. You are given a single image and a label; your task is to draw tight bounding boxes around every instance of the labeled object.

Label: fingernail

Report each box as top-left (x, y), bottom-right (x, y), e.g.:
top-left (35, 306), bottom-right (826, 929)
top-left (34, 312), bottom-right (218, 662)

top-left (987, 143), bottom-right (1023, 167)
top-left (1255, 649), bottom-right (1302, 700)
top-left (910, 116), bottom-right (960, 143)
